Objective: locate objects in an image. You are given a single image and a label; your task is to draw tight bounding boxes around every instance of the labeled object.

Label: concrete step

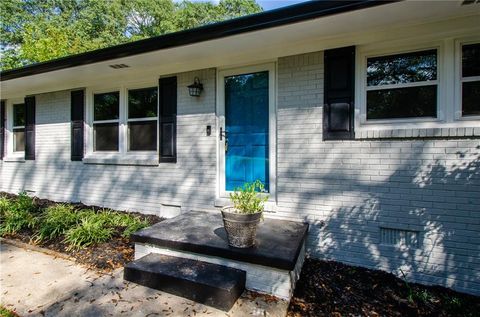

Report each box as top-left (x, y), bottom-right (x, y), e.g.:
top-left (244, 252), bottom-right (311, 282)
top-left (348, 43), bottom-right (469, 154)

top-left (124, 253), bottom-right (246, 311)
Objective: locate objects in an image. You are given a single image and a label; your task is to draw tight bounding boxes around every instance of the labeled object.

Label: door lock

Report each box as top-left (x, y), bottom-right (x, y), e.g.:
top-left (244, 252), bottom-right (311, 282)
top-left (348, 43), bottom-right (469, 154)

top-left (220, 127), bottom-right (228, 152)
top-left (219, 127), bottom-right (228, 140)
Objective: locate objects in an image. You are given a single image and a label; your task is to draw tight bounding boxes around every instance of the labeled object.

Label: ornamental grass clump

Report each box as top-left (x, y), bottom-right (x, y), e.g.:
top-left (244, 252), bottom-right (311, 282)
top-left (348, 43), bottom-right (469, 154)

top-left (36, 204), bottom-right (81, 241)
top-left (0, 193), bottom-right (38, 235)
top-left (64, 216), bottom-right (114, 249)
top-left (229, 180), bottom-right (269, 214)
top-left (0, 193), bottom-right (151, 249)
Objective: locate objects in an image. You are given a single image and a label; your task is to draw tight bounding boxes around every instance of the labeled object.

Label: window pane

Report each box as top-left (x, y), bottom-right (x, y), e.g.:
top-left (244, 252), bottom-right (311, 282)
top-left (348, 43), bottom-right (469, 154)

top-left (13, 104), bottom-right (25, 127)
top-left (128, 121), bottom-right (157, 151)
top-left (94, 123), bottom-right (118, 151)
top-left (462, 43), bottom-right (480, 78)
top-left (13, 128), bottom-right (25, 152)
top-left (94, 92), bottom-right (119, 121)
top-left (367, 85), bottom-right (437, 119)
top-left (367, 50), bottom-right (437, 86)
top-left (128, 87), bottom-right (158, 119)
top-left (462, 81), bottom-right (480, 116)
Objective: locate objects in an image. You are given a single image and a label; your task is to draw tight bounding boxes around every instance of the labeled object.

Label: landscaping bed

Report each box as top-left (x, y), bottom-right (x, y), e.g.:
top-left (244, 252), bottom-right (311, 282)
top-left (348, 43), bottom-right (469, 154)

top-left (0, 192), bottom-right (163, 272)
top-left (288, 258), bottom-right (480, 317)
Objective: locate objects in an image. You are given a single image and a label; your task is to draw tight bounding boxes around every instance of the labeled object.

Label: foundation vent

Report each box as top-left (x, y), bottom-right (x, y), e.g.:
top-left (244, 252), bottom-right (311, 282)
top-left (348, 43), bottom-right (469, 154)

top-left (380, 227), bottom-right (420, 248)
top-left (109, 64), bottom-right (130, 69)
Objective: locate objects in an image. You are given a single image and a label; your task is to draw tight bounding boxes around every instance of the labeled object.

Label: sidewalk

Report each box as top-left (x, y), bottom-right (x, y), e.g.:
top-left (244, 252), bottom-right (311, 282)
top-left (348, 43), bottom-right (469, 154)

top-left (0, 242), bottom-right (288, 317)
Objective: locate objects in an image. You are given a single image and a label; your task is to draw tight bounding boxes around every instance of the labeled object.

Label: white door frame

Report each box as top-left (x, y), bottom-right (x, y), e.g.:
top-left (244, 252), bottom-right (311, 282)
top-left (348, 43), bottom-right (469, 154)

top-left (216, 62), bottom-right (277, 202)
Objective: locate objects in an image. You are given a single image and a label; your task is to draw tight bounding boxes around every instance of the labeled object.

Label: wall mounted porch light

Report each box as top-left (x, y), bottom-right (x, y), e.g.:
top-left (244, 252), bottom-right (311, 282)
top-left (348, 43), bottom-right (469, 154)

top-left (188, 77), bottom-right (203, 97)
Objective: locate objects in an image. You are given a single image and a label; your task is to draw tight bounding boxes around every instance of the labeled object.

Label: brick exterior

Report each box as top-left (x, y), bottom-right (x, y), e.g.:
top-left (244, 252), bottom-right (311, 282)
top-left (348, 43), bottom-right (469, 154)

top-left (275, 51), bottom-right (480, 296)
top-left (1, 53), bottom-right (479, 296)
top-left (1, 68), bottom-right (218, 215)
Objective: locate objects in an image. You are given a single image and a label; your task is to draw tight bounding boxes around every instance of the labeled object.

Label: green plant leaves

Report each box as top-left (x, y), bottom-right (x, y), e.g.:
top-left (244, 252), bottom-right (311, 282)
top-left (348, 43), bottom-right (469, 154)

top-left (0, 193), bottom-right (150, 249)
top-left (229, 180), bottom-right (269, 214)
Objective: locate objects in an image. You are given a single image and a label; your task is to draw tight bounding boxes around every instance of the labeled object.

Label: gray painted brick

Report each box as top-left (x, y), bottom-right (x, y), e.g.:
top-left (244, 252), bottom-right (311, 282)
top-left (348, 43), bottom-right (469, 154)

top-left (2, 50), bottom-right (479, 298)
top-left (276, 51), bottom-right (480, 296)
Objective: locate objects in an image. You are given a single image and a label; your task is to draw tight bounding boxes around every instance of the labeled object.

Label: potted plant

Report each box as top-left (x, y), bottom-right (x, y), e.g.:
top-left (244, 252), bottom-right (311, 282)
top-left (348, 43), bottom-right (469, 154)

top-left (221, 180), bottom-right (269, 248)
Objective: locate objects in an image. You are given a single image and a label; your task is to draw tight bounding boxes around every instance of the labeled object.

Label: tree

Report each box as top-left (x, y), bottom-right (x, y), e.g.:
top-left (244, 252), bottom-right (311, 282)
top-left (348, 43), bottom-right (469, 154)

top-left (0, 0), bottom-right (262, 71)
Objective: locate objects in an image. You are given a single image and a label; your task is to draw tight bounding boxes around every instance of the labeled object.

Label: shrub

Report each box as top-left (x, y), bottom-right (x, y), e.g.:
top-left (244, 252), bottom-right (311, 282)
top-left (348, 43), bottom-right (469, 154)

top-left (0, 209), bottom-right (38, 235)
top-left (0, 193), bottom-right (150, 248)
top-left (120, 216), bottom-right (149, 237)
top-left (229, 180), bottom-right (269, 214)
top-left (0, 193), bottom-right (38, 235)
top-left (64, 217), bottom-right (113, 249)
top-left (0, 197), bottom-right (12, 218)
top-left (76, 209), bottom-right (148, 238)
top-left (15, 192), bottom-right (37, 214)
top-left (36, 204), bottom-right (81, 241)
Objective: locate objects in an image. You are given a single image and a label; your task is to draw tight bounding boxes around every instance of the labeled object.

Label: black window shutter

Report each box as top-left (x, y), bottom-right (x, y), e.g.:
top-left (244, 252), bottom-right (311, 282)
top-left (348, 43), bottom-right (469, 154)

top-left (0, 100), bottom-right (5, 160)
top-left (24, 96), bottom-right (36, 160)
top-left (323, 46), bottom-right (355, 140)
top-left (71, 90), bottom-right (85, 161)
top-left (159, 76), bottom-right (177, 163)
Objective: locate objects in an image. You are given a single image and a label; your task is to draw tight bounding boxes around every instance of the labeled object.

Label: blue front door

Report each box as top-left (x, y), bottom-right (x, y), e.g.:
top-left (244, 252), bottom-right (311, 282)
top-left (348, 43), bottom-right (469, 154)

top-left (225, 71), bottom-right (269, 191)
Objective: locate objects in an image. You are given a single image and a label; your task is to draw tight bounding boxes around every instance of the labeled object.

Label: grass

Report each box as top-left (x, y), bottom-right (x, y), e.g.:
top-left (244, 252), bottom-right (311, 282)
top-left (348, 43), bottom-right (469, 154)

top-left (0, 193), bottom-right (150, 249)
top-left (0, 306), bottom-right (18, 317)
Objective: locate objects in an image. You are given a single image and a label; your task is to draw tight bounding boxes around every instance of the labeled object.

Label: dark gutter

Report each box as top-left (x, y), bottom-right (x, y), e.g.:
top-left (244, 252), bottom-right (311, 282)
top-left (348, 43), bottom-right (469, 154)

top-left (1, 0), bottom-right (396, 81)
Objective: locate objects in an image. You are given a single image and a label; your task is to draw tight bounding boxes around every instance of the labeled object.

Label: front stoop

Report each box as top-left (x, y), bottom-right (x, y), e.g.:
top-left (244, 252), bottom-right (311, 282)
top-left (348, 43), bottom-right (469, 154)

top-left (129, 211), bottom-right (308, 300)
top-left (124, 253), bottom-right (246, 311)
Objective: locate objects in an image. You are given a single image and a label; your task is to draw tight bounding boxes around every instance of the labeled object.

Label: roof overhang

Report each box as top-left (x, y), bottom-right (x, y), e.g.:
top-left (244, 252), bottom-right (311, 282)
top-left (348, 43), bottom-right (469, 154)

top-left (1, 0), bottom-right (478, 99)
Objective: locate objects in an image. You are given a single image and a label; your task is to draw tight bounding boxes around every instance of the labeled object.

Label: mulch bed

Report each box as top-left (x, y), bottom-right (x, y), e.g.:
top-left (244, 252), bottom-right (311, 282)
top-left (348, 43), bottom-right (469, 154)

top-left (1, 192), bottom-right (163, 272)
top-left (288, 258), bottom-right (480, 317)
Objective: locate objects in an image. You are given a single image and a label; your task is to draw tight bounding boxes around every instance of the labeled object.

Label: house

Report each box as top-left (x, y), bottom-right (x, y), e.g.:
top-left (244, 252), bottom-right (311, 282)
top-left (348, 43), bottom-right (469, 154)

top-left (1, 0), bottom-right (479, 297)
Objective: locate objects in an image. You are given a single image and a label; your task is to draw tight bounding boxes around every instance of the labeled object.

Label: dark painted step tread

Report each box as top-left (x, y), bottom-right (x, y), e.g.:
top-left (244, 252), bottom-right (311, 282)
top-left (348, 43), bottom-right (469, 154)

top-left (124, 253), bottom-right (246, 311)
top-left (125, 253), bottom-right (245, 289)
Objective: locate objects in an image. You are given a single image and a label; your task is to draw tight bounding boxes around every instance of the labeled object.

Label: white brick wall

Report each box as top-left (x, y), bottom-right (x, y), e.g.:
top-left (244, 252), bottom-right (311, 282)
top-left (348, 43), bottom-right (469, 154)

top-left (0, 68), bottom-right (218, 216)
top-left (276, 52), bottom-right (480, 296)
top-left (1, 53), bottom-right (479, 296)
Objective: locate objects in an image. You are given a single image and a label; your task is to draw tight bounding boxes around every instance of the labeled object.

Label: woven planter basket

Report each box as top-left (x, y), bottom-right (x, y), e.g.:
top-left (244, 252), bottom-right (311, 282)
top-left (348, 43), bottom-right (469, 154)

top-left (221, 206), bottom-right (262, 248)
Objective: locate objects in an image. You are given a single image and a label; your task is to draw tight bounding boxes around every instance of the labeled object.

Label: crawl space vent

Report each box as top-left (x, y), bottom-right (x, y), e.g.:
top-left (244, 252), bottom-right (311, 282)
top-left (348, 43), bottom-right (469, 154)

top-left (109, 64), bottom-right (130, 69)
top-left (380, 227), bottom-right (420, 248)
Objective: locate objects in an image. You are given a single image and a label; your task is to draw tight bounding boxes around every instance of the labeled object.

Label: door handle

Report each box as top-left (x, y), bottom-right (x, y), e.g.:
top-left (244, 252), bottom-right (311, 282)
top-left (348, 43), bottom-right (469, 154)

top-left (220, 127), bottom-right (228, 140)
top-left (220, 127), bottom-right (228, 152)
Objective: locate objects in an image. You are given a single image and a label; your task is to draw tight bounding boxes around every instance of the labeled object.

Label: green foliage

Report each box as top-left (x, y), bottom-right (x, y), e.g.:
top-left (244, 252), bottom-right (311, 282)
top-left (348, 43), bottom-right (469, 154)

top-left (64, 217), bottom-right (113, 249)
top-left (0, 209), bottom-right (37, 235)
top-left (104, 211), bottom-right (149, 237)
top-left (0, 0), bottom-right (262, 70)
top-left (15, 192), bottom-right (37, 214)
top-left (229, 180), bottom-right (268, 214)
top-left (0, 197), bottom-right (13, 218)
top-left (0, 305), bottom-right (18, 317)
top-left (0, 193), bottom-right (149, 248)
top-left (120, 216), bottom-right (149, 238)
top-left (36, 204), bottom-right (81, 241)
top-left (0, 193), bottom-right (38, 234)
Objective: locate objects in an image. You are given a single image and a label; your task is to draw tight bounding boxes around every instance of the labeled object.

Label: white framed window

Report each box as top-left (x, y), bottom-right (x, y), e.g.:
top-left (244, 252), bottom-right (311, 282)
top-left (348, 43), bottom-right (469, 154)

top-left (92, 91), bottom-right (120, 152)
top-left (127, 87), bottom-right (158, 152)
top-left (458, 40), bottom-right (480, 119)
top-left (4, 99), bottom-right (26, 159)
top-left (86, 83), bottom-right (158, 159)
top-left (12, 103), bottom-right (25, 153)
top-left (363, 47), bottom-right (440, 122)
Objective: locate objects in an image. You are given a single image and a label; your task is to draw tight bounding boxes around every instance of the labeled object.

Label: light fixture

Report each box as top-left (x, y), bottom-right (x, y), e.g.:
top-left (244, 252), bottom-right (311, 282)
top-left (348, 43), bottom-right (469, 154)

top-left (188, 77), bottom-right (203, 97)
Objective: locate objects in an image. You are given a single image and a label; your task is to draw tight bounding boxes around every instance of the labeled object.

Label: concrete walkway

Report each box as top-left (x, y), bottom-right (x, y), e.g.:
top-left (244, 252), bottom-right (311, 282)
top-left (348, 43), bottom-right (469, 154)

top-left (0, 242), bottom-right (288, 317)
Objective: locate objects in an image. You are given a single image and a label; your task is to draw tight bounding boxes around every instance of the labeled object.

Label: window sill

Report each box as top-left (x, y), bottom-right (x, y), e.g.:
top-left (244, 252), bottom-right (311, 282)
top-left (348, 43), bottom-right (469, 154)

top-left (355, 126), bottom-right (480, 140)
top-left (83, 156), bottom-right (158, 166)
top-left (3, 156), bottom-right (26, 163)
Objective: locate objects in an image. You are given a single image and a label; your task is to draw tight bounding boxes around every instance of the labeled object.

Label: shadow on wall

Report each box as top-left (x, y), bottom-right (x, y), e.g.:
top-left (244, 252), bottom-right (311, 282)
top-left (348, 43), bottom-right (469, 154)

top-left (295, 142), bottom-right (480, 295)
top-left (2, 118), bottom-right (216, 216)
